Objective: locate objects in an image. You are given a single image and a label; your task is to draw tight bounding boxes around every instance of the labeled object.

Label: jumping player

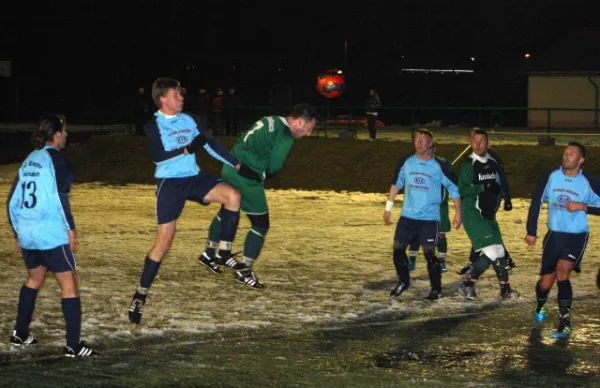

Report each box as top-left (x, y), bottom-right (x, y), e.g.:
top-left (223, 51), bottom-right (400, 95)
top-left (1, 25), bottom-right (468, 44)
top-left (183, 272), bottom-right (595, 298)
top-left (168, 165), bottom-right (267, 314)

top-left (199, 103), bottom-right (318, 289)
top-left (128, 77), bottom-right (260, 324)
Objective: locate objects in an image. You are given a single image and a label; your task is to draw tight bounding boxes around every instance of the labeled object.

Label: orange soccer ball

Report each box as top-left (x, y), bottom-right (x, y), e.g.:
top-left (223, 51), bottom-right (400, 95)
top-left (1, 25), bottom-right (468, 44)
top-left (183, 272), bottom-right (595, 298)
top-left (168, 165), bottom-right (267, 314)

top-left (316, 69), bottom-right (345, 99)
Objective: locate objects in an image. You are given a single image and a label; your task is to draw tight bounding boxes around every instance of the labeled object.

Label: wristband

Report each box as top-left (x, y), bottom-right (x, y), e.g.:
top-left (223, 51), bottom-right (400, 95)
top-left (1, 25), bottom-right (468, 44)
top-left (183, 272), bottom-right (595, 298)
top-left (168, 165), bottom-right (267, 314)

top-left (385, 200), bottom-right (394, 212)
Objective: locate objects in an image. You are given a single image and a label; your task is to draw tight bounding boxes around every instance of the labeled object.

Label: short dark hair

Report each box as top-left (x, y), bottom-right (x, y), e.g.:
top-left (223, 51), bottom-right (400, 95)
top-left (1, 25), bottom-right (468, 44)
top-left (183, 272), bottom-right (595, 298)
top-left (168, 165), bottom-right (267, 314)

top-left (415, 128), bottom-right (434, 139)
top-left (289, 103), bottom-right (318, 122)
top-left (472, 128), bottom-right (489, 140)
top-left (151, 77), bottom-right (181, 108)
top-left (568, 141), bottom-right (586, 158)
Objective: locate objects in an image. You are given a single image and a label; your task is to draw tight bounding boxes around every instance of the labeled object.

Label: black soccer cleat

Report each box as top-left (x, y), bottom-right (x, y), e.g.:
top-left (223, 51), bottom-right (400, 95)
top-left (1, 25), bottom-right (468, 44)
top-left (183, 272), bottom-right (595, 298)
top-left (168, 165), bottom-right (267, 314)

top-left (10, 330), bottom-right (37, 346)
top-left (389, 282), bottom-right (410, 298)
top-left (424, 288), bottom-right (442, 301)
top-left (128, 291), bottom-right (146, 324)
top-left (596, 269), bottom-right (600, 290)
top-left (233, 267), bottom-right (264, 289)
top-left (457, 264), bottom-right (472, 276)
top-left (198, 252), bottom-right (222, 274)
top-left (501, 289), bottom-right (521, 300)
top-left (64, 341), bottom-right (98, 358)
top-left (459, 280), bottom-right (477, 300)
top-left (215, 252), bottom-right (246, 270)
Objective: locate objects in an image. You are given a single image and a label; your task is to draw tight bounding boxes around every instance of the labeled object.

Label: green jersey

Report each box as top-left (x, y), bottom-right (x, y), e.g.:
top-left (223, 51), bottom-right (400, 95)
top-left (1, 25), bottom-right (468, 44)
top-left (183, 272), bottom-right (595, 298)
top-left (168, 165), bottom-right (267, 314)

top-left (231, 116), bottom-right (294, 179)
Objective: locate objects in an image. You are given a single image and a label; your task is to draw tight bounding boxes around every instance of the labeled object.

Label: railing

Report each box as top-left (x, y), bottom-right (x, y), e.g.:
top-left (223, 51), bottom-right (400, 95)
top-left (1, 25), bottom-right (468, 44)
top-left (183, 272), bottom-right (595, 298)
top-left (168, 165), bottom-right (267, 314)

top-left (0, 106), bottom-right (599, 133)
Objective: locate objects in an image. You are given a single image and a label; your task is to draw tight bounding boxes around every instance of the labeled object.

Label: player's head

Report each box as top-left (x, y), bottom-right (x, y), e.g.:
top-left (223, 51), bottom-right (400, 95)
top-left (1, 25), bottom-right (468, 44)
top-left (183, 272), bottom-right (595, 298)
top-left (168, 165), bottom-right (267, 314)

top-left (152, 77), bottom-right (183, 114)
top-left (287, 103), bottom-right (318, 138)
top-left (471, 128), bottom-right (489, 157)
top-left (32, 113), bottom-right (67, 150)
top-left (562, 141), bottom-right (586, 171)
top-left (414, 128), bottom-right (434, 156)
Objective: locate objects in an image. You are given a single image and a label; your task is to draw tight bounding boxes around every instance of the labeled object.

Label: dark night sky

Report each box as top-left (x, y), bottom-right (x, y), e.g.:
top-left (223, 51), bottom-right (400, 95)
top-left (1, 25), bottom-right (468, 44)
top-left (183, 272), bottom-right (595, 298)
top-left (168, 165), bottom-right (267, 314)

top-left (0, 0), bottom-right (598, 121)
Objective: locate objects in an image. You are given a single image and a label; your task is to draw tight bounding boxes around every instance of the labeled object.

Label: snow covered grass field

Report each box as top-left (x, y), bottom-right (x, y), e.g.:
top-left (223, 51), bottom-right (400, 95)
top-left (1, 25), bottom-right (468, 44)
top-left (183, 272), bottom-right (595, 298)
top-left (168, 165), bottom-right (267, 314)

top-left (1, 182), bottom-right (599, 387)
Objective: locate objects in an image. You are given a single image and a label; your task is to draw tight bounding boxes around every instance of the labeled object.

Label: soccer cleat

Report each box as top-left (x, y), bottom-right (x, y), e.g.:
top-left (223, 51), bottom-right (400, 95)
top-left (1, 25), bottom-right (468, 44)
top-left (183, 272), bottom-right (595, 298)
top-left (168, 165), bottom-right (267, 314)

top-left (389, 282), bottom-right (410, 298)
top-left (10, 330), bottom-right (37, 346)
top-left (501, 289), bottom-right (521, 300)
top-left (534, 306), bottom-right (546, 323)
top-left (64, 341), bottom-right (98, 358)
top-left (549, 321), bottom-right (572, 339)
top-left (233, 267), bottom-right (264, 289)
top-left (198, 252), bottom-right (222, 274)
top-left (424, 288), bottom-right (442, 301)
top-left (128, 291), bottom-right (146, 324)
top-left (408, 258), bottom-right (416, 272)
top-left (215, 252), bottom-right (246, 270)
top-left (457, 264), bottom-right (472, 276)
top-left (550, 308), bottom-right (572, 339)
top-left (597, 269), bottom-right (600, 290)
top-left (458, 281), bottom-right (477, 300)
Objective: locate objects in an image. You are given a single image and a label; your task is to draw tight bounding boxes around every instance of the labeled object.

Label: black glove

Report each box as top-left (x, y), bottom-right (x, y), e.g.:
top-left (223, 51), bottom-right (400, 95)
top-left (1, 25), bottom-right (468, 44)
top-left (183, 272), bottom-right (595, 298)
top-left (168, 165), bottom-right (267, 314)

top-left (504, 199), bottom-right (513, 211)
top-left (238, 164), bottom-right (262, 182)
top-left (483, 182), bottom-right (501, 195)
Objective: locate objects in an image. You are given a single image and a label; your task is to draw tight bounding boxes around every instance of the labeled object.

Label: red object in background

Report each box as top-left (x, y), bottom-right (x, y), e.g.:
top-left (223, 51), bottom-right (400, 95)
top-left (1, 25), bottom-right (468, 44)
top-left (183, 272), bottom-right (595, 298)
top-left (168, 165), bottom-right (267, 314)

top-left (316, 69), bottom-right (346, 99)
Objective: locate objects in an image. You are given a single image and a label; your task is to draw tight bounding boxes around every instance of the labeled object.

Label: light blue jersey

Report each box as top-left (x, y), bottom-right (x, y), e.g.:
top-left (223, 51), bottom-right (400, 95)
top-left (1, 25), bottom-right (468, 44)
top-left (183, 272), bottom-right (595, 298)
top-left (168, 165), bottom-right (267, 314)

top-left (145, 112), bottom-right (238, 179)
top-left (8, 147), bottom-right (70, 250)
top-left (153, 112), bottom-right (201, 178)
top-left (393, 154), bottom-right (460, 221)
top-left (527, 168), bottom-right (600, 235)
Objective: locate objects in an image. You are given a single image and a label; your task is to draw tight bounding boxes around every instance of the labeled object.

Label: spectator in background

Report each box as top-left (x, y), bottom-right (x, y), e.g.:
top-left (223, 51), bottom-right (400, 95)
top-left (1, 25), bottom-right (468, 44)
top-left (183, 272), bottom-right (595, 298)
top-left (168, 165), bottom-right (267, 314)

top-left (133, 86), bottom-right (152, 136)
top-left (212, 88), bottom-right (225, 136)
top-left (365, 88), bottom-right (381, 141)
top-left (224, 87), bottom-right (240, 136)
top-left (195, 88), bottom-right (211, 134)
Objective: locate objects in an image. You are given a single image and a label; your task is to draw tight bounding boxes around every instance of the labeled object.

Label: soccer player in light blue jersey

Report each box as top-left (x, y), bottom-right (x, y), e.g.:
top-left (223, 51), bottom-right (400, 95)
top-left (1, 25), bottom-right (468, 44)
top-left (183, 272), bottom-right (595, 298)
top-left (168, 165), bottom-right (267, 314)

top-left (526, 142), bottom-right (600, 339)
top-left (128, 77), bottom-right (261, 324)
top-left (7, 114), bottom-right (96, 357)
top-left (384, 129), bottom-right (462, 301)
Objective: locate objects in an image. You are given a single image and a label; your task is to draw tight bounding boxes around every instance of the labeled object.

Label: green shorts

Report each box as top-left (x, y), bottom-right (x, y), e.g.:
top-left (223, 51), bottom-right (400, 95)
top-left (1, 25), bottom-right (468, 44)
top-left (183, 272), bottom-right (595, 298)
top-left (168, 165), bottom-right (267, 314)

top-left (221, 164), bottom-right (268, 215)
top-left (439, 204), bottom-right (450, 233)
top-left (462, 209), bottom-right (503, 251)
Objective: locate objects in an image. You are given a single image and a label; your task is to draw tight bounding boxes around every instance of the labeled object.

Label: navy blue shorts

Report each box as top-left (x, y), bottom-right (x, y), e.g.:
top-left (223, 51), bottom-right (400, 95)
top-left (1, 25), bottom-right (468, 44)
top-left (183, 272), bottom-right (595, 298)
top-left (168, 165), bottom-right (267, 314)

top-left (22, 244), bottom-right (76, 273)
top-left (155, 173), bottom-right (221, 224)
top-left (540, 230), bottom-right (589, 275)
top-left (394, 216), bottom-right (439, 247)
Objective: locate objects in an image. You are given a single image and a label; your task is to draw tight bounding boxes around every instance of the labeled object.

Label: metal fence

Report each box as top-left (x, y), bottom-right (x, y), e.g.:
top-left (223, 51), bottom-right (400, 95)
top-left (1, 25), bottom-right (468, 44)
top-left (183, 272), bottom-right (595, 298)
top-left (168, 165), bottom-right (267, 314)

top-left (0, 105), bottom-right (599, 133)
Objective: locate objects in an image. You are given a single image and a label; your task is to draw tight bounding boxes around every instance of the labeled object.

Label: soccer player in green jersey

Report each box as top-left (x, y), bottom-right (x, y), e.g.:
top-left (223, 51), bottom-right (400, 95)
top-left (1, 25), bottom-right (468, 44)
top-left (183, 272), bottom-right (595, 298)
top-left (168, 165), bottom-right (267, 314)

top-left (199, 103), bottom-right (318, 288)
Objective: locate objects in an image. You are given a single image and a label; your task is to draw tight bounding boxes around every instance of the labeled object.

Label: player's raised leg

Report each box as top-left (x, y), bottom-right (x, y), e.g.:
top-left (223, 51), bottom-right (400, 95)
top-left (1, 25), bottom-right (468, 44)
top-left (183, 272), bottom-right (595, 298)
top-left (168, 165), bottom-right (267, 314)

top-left (199, 181), bottom-right (242, 272)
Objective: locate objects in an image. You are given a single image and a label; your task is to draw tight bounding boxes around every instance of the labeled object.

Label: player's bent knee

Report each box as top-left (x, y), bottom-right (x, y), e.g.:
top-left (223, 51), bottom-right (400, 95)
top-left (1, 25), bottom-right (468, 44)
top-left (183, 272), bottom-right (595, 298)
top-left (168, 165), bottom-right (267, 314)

top-left (423, 246), bottom-right (437, 261)
top-left (480, 244), bottom-right (505, 261)
top-left (248, 213), bottom-right (270, 229)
